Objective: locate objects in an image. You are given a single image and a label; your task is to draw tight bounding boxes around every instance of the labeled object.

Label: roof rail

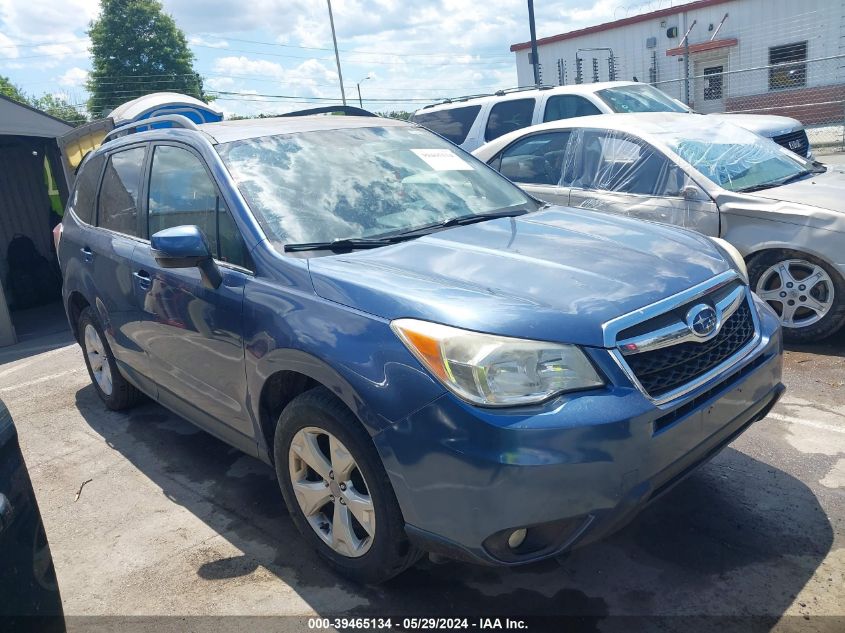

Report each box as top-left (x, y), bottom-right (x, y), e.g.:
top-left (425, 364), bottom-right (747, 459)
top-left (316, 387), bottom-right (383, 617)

top-left (103, 114), bottom-right (200, 143)
top-left (420, 85), bottom-right (551, 109)
top-left (280, 105), bottom-right (377, 118)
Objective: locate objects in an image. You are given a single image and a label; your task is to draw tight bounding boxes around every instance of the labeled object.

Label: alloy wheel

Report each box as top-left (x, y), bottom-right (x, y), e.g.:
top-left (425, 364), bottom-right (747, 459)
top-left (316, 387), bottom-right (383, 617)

top-left (288, 427), bottom-right (375, 558)
top-left (84, 323), bottom-right (113, 396)
top-left (755, 259), bottom-right (835, 329)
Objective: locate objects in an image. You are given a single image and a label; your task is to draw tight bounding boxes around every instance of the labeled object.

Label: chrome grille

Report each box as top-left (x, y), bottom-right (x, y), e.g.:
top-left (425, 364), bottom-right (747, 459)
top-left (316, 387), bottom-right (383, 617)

top-left (624, 299), bottom-right (756, 398)
top-left (607, 275), bottom-right (761, 404)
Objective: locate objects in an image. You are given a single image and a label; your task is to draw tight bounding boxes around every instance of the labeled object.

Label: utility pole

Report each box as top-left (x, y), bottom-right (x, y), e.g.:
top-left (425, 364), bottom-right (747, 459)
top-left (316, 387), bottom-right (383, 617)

top-left (527, 0), bottom-right (541, 87)
top-left (327, 0), bottom-right (347, 106)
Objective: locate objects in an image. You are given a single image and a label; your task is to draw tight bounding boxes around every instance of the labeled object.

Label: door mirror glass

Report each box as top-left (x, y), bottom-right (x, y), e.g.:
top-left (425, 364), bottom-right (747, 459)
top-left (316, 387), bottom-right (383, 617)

top-left (151, 225), bottom-right (221, 289)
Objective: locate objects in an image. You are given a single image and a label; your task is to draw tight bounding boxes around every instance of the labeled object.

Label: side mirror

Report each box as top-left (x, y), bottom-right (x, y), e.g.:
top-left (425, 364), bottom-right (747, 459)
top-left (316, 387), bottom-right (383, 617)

top-left (681, 185), bottom-right (702, 201)
top-left (151, 225), bottom-right (222, 289)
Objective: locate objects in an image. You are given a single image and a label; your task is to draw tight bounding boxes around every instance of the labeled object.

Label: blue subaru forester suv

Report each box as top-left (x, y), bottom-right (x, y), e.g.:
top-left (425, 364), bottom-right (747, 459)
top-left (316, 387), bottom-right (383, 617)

top-left (57, 111), bottom-right (784, 583)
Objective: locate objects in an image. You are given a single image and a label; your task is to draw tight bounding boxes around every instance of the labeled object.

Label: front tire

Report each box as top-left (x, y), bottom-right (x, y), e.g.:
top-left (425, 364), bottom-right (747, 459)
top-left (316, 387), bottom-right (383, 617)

top-left (748, 250), bottom-right (845, 342)
top-left (274, 387), bottom-right (421, 583)
top-left (78, 307), bottom-right (142, 410)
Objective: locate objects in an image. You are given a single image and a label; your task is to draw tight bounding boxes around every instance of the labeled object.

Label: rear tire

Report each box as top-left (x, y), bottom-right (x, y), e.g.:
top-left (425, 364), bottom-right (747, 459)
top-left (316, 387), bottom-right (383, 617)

top-left (78, 307), bottom-right (142, 410)
top-left (274, 387), bottom-right (422, 583)
top-left (748, 250), bottom-right (845, 343)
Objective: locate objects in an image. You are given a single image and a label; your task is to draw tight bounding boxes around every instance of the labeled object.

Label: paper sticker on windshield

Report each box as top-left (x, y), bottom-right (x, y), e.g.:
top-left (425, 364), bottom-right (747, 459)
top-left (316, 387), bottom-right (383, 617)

top-left (412, 149), bottom-right (473, 171)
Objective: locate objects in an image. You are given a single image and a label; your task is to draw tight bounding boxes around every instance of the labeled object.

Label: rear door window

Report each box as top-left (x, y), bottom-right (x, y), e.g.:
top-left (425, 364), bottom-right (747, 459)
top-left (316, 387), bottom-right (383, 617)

top-left (564, 130), bottom-right (679, 196)
top-left (485, 99), bottom-right (536, 141)
top-left (97, 146), bottom-right (146, 237)
top-left (543, 95), bottom-right (602, 122)
top-left (411, 106), bottom-right (481, 145)
top-left (69, 153), bottom-right (105, 224)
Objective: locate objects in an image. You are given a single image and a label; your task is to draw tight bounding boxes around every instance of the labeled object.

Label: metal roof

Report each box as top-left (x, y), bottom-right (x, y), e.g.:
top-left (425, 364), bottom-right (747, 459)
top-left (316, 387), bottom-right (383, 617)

top-left (0, 94), bottom-right (73, 138)
top-left (510, 0), bottom-right (734, 52)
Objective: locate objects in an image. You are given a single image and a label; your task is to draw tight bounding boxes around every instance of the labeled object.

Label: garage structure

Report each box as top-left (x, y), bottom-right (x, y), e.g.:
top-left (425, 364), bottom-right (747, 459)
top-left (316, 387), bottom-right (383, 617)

top-left (0, 94), bottom-right (72, 347)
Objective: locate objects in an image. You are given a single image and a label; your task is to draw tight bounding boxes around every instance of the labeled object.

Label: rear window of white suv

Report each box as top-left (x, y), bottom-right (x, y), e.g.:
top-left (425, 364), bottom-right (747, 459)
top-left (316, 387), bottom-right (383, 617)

top-left (411, 105), bottom-right (481, 145)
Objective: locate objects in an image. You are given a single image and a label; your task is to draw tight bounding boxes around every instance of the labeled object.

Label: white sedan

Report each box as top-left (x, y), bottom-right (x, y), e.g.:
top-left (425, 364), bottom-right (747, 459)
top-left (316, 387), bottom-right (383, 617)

top-left (473, 112), bottom-right (844, 342)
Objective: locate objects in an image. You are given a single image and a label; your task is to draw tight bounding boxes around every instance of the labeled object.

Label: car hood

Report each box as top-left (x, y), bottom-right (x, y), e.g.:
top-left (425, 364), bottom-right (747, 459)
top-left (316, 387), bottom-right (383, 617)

top-left (707, 113), bottom-right (801, 137)
top-left (308, 207), bottom-right (730, 347)
top-left (743, 167), bottom-right (845, 213)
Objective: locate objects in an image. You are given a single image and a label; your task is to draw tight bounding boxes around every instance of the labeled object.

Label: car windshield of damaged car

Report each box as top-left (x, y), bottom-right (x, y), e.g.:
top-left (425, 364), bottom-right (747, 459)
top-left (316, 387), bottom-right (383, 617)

top-left (216, 126), bottom-right (534, 252)
top-left (659, 124), bottom-right (823, 193)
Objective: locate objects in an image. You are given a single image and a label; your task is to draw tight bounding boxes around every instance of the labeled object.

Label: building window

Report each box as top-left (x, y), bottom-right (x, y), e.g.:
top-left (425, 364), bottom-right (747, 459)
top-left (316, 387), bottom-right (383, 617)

top-left (769, 42), bottom-right (807, 90)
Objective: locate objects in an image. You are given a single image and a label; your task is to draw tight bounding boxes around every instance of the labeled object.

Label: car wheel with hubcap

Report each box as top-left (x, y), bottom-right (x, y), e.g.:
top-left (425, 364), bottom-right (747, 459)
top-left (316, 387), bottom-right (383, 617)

top-left (78, 307), bottom-right (142, 410)
top-left (748, 250), bottom-right (845, 342)
top-left (274, 387), bottom-right (421, 583)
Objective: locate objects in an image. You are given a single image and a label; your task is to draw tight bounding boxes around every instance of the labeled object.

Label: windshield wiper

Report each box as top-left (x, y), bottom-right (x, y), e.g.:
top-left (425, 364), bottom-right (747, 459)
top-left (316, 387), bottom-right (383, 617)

top-left (390, 207), bottom-right (532, 238)
top-left (284, 236), bottom-right (408, 252)
top-left (284, 208), bottom-right (532, 253)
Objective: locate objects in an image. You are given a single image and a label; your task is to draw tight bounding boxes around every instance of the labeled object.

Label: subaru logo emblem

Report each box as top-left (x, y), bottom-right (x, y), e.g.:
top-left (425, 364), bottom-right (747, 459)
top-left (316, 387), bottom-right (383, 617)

top-left (687, 304), bottom-right (718, 338)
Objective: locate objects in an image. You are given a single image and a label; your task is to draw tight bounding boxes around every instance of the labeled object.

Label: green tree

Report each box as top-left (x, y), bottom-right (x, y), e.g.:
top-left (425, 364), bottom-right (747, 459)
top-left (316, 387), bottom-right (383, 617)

top-left (0, 75), bottom-right (28, 104)
top-left (380, 110), bottom-right (412, 121)
top-left (87, 0), bottom-right (206, 117)
top-left (1, 75), bottom-right (87, 126)
top-left (31, 94), bottom-right (88, 126)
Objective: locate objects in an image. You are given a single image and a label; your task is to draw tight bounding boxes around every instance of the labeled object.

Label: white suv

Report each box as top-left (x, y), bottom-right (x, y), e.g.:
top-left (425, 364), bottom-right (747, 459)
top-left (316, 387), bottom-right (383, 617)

top-left (411, 81), bottom-right (811, 158)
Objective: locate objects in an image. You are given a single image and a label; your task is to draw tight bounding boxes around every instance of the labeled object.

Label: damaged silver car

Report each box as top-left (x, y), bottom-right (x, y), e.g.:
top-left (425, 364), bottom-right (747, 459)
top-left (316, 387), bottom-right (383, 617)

top-left (473, 113), bottom-right (844, 342)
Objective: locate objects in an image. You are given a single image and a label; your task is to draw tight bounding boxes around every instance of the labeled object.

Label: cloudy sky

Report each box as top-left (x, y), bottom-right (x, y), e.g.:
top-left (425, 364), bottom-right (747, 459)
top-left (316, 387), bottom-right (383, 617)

top-left (0, 0), bottom-right (655, 117)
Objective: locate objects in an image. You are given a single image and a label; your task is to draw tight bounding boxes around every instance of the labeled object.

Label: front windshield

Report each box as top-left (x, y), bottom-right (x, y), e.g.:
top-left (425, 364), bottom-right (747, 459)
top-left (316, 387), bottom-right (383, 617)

top-left (658, 123), bottom-right (812, 192)
top-left (596, 84), bottom-right (689, 113)
top-left (216, 125), bottom-right (531, 245)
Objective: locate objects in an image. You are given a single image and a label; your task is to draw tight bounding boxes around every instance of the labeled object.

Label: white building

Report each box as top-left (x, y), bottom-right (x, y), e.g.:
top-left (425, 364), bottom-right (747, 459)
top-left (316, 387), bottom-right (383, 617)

top-left (510, 0), bottom-right (845, 125)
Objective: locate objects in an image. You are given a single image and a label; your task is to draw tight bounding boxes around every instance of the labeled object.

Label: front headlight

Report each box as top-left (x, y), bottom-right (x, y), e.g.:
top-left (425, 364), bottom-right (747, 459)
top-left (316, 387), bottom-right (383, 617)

top-left (711, 237), bottom-right (749, 284)
top-left (391, 319), bottom-right (604, 407)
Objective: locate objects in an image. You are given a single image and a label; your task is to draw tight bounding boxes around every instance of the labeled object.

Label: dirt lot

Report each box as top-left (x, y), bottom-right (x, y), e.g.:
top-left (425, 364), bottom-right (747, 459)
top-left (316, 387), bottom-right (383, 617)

top-left (1, 314), bottom-right (843, 632)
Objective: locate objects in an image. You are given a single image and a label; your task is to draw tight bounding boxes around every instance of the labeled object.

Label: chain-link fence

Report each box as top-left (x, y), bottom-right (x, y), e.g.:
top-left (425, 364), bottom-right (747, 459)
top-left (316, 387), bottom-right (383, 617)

top-left (653, 54), bottom-right (845, 151)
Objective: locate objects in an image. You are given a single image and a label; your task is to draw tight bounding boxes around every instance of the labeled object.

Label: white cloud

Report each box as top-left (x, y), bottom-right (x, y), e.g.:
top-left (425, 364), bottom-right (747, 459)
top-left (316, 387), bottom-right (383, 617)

top-left (57, 66), bottom-right (88, 88)
top-left (1, 0), bottom-right (635, 117)
top-left (0, 32), bottom-right (18, 59)
top-left (189, 35), bottom-right (229, 48)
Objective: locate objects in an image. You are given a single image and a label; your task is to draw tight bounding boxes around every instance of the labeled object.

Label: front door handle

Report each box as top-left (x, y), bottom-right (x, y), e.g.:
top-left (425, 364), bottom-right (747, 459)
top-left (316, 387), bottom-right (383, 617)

top-left (80, 247), bottom-right (94, 263)
top-left (133, 270), bottom-right (151, 290)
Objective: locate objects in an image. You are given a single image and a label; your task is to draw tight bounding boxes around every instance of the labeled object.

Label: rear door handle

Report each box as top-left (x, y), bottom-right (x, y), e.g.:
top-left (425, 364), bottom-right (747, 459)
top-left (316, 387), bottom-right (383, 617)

top-left (80, 247), bottom-right (94, 263)
top-left (133, 270), bottom-right (151, 290)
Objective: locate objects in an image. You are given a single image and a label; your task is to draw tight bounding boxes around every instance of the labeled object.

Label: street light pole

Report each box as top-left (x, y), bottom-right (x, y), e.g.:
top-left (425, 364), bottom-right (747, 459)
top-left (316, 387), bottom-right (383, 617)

top-left (326, 0), bottom-right (347, 106)
top-left (356, 75), bottom-right (372, 108)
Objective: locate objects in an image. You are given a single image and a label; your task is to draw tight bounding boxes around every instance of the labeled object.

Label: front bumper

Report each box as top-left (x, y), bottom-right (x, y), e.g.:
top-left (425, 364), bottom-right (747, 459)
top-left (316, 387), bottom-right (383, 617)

top-left (374, 296), bottom-right (784, 565)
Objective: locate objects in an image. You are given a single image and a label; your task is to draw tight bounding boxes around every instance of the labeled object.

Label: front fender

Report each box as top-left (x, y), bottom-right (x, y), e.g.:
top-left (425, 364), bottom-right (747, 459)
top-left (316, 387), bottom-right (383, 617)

top-left (242, 279), bottom-right (446, 459)
top-left (720, 210), bottom-right (845, 273)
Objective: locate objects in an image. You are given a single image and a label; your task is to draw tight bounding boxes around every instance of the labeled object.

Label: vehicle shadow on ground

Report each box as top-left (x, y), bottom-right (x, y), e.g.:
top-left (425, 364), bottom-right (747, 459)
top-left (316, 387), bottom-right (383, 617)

top-left (786, 327), bottom-right (845, 358)
top-left (74, 385), bottom-right (833, 629)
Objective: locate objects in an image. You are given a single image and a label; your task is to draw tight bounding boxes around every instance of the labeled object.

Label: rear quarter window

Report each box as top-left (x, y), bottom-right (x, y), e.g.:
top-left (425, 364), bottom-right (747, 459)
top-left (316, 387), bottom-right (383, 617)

top-left (411, 105), bottom-right (481, 145)
top-left (69, 153), bottom-right (105, 225)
